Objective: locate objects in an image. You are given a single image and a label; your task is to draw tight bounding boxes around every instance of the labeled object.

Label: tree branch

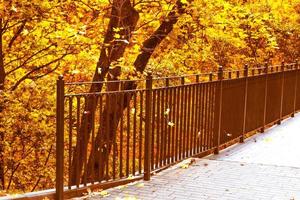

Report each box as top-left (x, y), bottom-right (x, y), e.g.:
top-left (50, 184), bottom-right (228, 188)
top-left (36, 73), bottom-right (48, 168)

top-left (134, 0), bottom-right (188, 72)
top-left (5, 44), bottom-right (56, 75)
top-left (8, 20), bottom-right (27, 48)
top-left (10, 53), bottom-right (68, 91)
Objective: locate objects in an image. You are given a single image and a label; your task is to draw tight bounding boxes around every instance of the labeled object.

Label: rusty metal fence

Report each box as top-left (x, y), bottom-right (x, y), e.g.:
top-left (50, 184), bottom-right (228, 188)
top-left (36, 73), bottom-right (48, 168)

top-left (55, 61), bottom-right (299, 199)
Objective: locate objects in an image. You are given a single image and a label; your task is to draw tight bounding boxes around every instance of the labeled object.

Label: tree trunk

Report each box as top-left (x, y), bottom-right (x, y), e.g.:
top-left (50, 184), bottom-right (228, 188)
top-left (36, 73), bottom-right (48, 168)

top-left (0, 18), bottom-right (5, 190)
top-left (86, 0), bottom-right (187, 181)
top-left (0, 18), bottom-right (6, 190)
top-left (71, 0), bottom-right (139, 185)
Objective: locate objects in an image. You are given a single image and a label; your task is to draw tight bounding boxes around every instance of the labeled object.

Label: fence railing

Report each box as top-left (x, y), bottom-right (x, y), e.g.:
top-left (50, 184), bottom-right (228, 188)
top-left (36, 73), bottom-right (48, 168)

top-left (55, 61), bottom-right (300, 199)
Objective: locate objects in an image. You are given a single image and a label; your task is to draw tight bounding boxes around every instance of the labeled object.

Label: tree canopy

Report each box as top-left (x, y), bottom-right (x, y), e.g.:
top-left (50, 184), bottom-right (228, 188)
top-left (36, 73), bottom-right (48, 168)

top-left (0, 0), bottom-right (299, 194)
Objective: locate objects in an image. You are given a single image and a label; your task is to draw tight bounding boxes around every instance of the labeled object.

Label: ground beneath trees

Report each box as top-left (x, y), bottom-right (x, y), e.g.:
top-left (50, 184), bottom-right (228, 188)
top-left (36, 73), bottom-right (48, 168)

top-left (77, 114), bottom-right (300, 200)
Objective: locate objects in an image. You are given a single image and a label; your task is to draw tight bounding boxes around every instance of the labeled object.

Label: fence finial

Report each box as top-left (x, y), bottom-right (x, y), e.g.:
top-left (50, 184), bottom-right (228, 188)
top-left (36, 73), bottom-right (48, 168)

top-left (218, 66), bottom-right (223, 80)
top-left (281, 61), bottom-right (285, 71)
top-left (264, 62), bottom-right (268, 74)
top-left (244, 64), bottom-right (249, 77)
top-left (58, 74), bottom-right (64, 80)
top-left (146, 72), bottom-right (152, 78)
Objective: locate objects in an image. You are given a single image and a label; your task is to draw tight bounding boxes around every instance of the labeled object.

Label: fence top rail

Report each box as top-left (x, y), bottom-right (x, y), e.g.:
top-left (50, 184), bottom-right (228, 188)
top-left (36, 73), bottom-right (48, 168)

top-left (64, 78), bottom-right (145, 86)
top-left (151, 72), bottom-right (216, 81)
top-left (64, 72), bottom-right (217, 86)
top-left (64, 88), bottom-right (148, 97)
top-left (62, 62), bottom-right (298, 93)
top-left (64, 81), bottom-right (221, 97)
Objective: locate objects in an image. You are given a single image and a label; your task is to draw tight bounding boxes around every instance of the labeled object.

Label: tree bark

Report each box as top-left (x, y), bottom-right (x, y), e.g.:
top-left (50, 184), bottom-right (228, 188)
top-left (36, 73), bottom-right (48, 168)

top-left (0, 18), bottom-right (5, 89)
top-left (86, 0), bottom-right (188, 181)
top-left (71, 0), bottom-right (139, 184)
top-left (0, 18), bottom-right (6, 190)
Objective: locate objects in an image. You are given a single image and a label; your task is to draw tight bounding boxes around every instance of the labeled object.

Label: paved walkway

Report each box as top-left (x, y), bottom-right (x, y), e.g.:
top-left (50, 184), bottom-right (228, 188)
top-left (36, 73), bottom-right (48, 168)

top-left (79, 114), bottom-right (300, 200)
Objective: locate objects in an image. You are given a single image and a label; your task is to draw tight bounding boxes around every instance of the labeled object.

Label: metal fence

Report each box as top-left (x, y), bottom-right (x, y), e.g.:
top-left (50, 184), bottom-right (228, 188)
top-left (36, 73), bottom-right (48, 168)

top-left (55, 61), bottom-right (300, 199)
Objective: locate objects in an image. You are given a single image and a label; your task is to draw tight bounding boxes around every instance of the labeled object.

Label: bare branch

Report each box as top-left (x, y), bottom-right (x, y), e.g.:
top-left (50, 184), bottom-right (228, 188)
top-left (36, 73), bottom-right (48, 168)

top-left (10, 53), bottom-right (68, 91)
top-left (5, 44), bottom-right (56, 75)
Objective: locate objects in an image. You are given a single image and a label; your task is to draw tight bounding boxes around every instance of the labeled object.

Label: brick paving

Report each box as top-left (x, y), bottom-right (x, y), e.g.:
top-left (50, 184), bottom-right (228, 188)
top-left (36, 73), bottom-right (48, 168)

top-left (78, 114), bottom-right (300, 200)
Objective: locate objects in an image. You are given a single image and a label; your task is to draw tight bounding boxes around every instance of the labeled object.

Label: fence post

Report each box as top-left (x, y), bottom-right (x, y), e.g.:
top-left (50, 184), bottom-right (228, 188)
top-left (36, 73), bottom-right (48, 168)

top-left (214, 66), bottom-right (223, 154)
top-left (292, 59), bottom-right (299, 117)
top-left (209, 73), bottom-right (213, 81)
top-left (144, 73), bottom-right (152, 181)
top-left (181, 77), bottom-right (185, 85)
top-left (56, 75), bottom-right (64, 200)
top-left (278, 61), bottom-right (285, 125)
top-left (240, 64), bottom-right (248, 143)
top-left (261, 62), bottom-right (268, 133)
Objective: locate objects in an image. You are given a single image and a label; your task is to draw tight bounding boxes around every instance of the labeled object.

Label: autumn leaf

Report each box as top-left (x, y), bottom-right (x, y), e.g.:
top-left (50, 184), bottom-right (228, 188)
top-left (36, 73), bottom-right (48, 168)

top-left (168, 121), bottom-right (175, 127)
top-left (136, 183), bottom-right (144, 188)
top-left (100, 190), bottom-right (110, 197)
top-left (114, 33), bottom-right (121, 39)
top-left (264, 138), bottom-right (272, 143)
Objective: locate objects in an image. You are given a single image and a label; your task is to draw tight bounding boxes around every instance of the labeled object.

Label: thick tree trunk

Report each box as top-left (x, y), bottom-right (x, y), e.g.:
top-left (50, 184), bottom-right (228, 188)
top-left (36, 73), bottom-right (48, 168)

top-left (87, 0), bottom-right (187, 181)
top-left (71, 0), bottom-right (139, 185)
top-left (0, 18), bottom-right (6, 190)
top-left (0, 19), bottom-right (5, 89)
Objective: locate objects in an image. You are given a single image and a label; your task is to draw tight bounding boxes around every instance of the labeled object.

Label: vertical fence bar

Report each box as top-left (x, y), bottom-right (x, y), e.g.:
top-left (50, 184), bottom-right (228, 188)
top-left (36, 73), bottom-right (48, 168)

top-left (214, 67), bottom-right (223, 154)
top-left (209, 73), bottom-right (213, 149)
top-left (68, 97), bottom-right (73, 189)
top-left (125, 93), bottom-right (130, 177)
top-left (165, 78), bottom-right (171, 164)
top-left (183, 80), bottom-right (187, 158)
top-left (186, 84), bottom-right (191, 156)
top-left (83, 110), bottom-right (89, 186)
top-left (292, 60), bottom-right (298, 117)
top-left (151, 90), bottom-right (155, 170)
top-left (144, 73), bottom-right (152, 181)
top-left (261, 62), bottom-right (268, 133)
top-left (56, 75), bottom-right (64, 200)
top-left (175, 84), bottom-right (180, 161)
top-left (278, 62), bottom-right (285, 125)
top-left (119, 93), bottom-right (124, 178)
top-left (132, 93), bottom-right (137, 175)
top-left (195, 75), bottom-right (200, 153)
top-left (156, 89), bottom-right (161, 167)
top-left (75, 97), bottom-right (81, 187)
top-left (139, 91), bottom-right (144, 173)
top-left (160, 86), bottom-right (165, 166)
top-left (240, 65), bottom-right (248, 143)
top-left (179, 77), bottom-right (184, 160)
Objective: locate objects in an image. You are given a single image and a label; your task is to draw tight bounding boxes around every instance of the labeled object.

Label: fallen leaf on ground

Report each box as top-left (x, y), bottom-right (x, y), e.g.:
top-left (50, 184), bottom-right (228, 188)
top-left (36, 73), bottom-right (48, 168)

top-left (136, 183), bottom-right (144, 187)
top-left (180, 164), bottom-right (189, 169)
top-left (100, 190), bottom-right (110, 197)
top-left (127, 174), bottom-right (135, 180)
top-left (87, 188), bottom-right (92, 194)
top-left (124, 196), bottom-right (138, 200)
top-left (264, 138), bottom-right (272, 142)
top-left (116, 185), bottom-right (127, 190)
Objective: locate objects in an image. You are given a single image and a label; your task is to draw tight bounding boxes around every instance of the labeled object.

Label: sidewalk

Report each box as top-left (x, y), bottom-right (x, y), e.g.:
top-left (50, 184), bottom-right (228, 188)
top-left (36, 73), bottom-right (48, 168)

top-left (79, 114), bottom-right (300, 200)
